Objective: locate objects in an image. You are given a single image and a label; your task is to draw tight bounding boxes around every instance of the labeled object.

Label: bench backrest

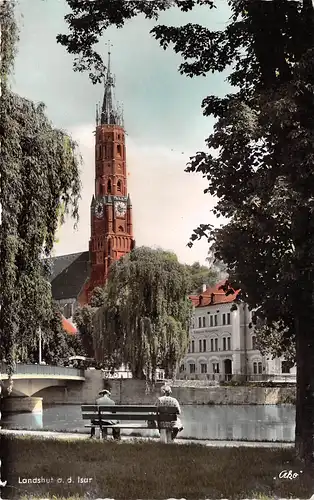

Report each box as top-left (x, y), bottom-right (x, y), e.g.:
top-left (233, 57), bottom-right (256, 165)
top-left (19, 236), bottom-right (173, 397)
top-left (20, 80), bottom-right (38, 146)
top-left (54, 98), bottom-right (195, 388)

top-left (81, 404), bottom-right (178, 422)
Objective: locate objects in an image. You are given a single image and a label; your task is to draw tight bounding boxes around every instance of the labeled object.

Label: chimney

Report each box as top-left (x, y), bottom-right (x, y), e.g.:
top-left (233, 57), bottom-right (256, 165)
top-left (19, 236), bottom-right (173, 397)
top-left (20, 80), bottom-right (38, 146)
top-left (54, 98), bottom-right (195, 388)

top-left (202, 284), bottom-right (207, 293)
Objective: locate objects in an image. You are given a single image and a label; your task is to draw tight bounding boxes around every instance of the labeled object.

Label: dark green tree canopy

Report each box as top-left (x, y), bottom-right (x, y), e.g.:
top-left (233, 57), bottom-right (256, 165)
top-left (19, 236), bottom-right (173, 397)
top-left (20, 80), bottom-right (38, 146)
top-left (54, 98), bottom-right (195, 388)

top-left (93, 247), bottom-right (193, 380)
top-left (73, 287), bottom-right (106, 359)
top-left (185, 261), bottom-right (218, 293)
top-left (18, 301), bottom-right (85, 366)
top-left (57, 0), bottom-right (215, 83)
top-left (58, 0), bottom-right (314, 463)
top-left (0, 1), bottom-right (82, 375)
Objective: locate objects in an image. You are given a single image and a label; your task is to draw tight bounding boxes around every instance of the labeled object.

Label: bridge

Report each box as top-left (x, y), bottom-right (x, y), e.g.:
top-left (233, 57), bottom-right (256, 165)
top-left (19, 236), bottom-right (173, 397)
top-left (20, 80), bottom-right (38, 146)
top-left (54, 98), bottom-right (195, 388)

top-left (0, 363), bottom-right (85, 397)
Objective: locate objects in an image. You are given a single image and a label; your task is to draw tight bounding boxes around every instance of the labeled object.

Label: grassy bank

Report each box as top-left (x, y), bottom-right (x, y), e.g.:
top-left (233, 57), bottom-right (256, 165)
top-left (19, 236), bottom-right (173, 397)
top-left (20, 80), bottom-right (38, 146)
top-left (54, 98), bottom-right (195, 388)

top-left (0, 426), bottom-right (295, 442)
top-left (2, 435), bottom-right (314, 499)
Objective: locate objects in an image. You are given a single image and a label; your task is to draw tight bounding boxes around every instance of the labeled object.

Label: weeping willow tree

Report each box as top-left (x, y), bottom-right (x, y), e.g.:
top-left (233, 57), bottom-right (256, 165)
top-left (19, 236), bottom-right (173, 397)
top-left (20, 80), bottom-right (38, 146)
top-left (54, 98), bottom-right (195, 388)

top-left (0, 1), bottom-right (81, 379)
top-left (93, 247), bottom-right (193, 381)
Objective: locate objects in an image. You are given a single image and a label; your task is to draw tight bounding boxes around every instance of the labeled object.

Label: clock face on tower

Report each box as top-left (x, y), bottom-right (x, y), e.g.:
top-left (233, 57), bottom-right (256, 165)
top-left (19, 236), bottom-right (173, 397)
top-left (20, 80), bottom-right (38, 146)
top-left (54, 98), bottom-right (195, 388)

top-left (115, 201), bottom-right (127, 217)
top-left (94, 201), bottom-right (104, 219)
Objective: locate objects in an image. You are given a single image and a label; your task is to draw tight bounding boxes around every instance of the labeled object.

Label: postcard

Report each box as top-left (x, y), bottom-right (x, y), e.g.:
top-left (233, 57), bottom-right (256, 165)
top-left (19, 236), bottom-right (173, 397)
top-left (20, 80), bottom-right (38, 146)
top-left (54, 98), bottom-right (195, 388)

top-left (1, 0), bottom-right (314, 499)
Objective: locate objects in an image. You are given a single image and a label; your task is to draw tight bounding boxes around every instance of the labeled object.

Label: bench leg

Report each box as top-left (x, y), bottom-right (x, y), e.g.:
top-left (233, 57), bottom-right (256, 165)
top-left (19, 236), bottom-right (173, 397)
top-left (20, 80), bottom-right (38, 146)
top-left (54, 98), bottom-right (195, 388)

top-left (159, 429), bottom-right (169, 443)
top-left (101, 428), bottom-right (108, 440)
top-left (166, 429), bottom-right (172, 443)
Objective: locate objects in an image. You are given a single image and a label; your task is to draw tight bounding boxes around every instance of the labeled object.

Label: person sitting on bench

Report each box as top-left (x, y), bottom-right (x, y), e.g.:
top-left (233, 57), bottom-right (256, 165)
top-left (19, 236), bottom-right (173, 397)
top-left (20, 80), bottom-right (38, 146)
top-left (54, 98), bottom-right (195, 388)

top-left (91, 389), bottom-right (121, 440)
top-left (156, 385), bottom-right (183, 440)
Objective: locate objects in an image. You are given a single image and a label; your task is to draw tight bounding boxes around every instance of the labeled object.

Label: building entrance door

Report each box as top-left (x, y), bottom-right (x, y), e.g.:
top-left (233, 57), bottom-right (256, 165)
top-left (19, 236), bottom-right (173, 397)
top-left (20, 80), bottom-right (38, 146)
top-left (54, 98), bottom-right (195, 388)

top-left (224, 359), bottom-right (232, 381)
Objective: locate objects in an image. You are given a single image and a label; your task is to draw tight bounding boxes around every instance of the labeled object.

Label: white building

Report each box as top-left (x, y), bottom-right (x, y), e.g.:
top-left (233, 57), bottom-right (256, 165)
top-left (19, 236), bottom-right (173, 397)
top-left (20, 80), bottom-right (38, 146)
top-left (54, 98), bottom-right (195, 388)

top-left (178, 282), bottom-right (296, 382)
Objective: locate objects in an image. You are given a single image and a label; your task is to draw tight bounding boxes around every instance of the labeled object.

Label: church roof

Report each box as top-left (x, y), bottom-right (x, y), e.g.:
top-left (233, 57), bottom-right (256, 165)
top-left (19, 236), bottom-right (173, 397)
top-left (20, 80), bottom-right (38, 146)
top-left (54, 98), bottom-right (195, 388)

top-left (49, 251), bottom-right (90, 301)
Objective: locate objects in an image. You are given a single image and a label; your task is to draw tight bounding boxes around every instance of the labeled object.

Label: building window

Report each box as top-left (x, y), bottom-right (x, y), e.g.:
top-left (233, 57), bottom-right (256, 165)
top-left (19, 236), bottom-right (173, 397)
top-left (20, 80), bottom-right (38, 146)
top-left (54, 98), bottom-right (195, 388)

top-left (107, 179), bottom-right (112, 194)
top-left (281, 361), bottom-right (292, 374)
top-left (189, 363), bottom-right (196, 374)
top-left (63, 303), bottom-right (73, 319)
top-left (202, 316), bottom-right (206, 327)
top-left (253, 362), bottom-right (257, 374)
top-left (201, 363), bottom-right (207, 374)
top-left (117, 180), bottom-right (122, 192)
top-left (191, 340), bottom-right (195, 353)
top-left (212, 363), bottom-right (219, 374)
top-left (117, 144), bottom-right (122, 156)
top-left (199, 339), bottom-right (202, 352)
top-left (188, 343), bottom-right (190, 353)
top-left (179, 364), bottom-right (185, 373)
top-left (210, 339), bottom-right (214, 351)
top-left (209, 315), bottom-right (218, 327)
top-left (198, 317), bottom-right (202, 328)
top-left (203, 339), bottom-right (206, 352)
top-left (258, 362), bottom-right (262, 374)
top-left (252, 335), bottom-right (257, 350)
top-left (222, 313), bottom-right (231, 325)
top-left (214, 338), bottom-right (218, 351)
top-left (223, 338), bottom-right (226, 351)
top-left (104, 145), bottom-right (107, 158)
top-left (227, 337), bottom-right (231, 350)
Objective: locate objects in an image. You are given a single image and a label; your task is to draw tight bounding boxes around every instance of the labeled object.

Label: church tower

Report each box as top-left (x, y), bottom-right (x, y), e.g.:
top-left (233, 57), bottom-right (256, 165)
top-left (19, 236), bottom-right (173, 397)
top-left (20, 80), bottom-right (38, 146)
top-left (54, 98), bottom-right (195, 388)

top-left (80, 47), bottom-right (135, 304)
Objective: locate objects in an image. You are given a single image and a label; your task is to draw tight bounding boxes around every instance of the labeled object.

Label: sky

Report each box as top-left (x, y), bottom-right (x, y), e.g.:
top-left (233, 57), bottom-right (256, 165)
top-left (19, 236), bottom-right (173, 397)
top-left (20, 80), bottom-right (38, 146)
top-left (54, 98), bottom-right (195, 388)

top-left (13, 0), bottom-right (232, 266)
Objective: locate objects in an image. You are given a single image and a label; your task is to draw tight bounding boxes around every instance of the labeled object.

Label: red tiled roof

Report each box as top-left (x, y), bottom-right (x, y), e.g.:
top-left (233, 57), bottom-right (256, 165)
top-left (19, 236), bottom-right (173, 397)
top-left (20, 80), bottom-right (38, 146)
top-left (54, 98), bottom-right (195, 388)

top-left (189, 281), bottom-right (240, 308)
top-left (62, 315), bottom-right (77, 335)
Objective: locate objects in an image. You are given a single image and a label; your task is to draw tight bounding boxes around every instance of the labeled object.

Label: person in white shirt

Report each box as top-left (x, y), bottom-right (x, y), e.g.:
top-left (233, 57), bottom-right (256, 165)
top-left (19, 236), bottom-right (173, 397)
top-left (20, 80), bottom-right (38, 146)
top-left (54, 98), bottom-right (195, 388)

top-left (156, 385), bottom-right (183, 440)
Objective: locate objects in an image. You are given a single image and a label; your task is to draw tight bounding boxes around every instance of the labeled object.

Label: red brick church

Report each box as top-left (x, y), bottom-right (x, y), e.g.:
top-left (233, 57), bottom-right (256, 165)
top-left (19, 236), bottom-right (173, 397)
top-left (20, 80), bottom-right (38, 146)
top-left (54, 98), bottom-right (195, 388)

top-left (49, 50), bottom-right (135, 318)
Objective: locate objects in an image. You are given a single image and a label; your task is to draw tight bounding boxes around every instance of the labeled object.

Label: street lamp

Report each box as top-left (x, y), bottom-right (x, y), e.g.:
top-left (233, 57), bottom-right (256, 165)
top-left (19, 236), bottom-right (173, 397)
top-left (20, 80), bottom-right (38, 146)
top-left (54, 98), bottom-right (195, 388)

top-left (38, 326), bottom-right (42, 364)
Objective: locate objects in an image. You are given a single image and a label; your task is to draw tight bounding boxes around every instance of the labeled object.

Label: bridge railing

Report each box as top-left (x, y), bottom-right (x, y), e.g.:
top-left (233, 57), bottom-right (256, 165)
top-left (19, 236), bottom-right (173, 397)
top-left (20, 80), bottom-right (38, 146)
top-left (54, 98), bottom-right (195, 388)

top-left (0, 363), bottom-right (84, 378)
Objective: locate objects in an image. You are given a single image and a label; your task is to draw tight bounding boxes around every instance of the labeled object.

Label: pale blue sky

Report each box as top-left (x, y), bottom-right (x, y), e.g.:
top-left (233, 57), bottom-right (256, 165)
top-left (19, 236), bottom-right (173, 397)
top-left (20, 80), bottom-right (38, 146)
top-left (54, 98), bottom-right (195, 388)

top-left (13, 0), bottom-right (232, 265)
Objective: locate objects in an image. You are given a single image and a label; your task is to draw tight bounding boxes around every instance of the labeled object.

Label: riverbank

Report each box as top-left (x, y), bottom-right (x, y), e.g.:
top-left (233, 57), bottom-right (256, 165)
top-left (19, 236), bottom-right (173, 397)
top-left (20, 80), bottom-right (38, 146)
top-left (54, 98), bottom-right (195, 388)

top-left (0, 428), bottom-right (294, 446)
top-left (26, 371), bottom-right (296, 406)
top-left (0, 426), bottom-right (295, 444)
top-left (1, 433), bottom-right (312, 499)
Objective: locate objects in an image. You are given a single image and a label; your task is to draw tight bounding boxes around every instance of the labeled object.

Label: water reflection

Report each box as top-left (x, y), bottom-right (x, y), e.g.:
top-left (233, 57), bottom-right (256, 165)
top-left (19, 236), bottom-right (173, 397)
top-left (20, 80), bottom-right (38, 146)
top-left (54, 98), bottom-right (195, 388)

top-left (1, 404), bottom-right (295, 441)
top-left (2, 412), bottom-right (43, 429)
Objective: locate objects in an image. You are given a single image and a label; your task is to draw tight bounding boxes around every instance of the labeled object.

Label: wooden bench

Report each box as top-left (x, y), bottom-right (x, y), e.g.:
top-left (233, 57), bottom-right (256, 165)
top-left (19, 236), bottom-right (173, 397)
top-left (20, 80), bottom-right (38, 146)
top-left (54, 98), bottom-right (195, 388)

top-left (81, 405), bottom-right (178, 443)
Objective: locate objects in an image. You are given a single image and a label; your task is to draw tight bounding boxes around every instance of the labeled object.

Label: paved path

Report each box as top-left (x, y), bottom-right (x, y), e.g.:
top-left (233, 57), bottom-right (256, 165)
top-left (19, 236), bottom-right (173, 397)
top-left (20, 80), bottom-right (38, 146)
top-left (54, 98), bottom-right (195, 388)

top-left (0, 429), bottom-right (293, 447)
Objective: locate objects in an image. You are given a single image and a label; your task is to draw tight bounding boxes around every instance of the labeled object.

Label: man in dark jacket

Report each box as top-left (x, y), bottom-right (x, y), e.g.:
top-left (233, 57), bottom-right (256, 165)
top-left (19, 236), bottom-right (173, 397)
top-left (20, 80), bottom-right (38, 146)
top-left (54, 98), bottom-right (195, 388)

top-left (91, 389), bottom-right (121, 440)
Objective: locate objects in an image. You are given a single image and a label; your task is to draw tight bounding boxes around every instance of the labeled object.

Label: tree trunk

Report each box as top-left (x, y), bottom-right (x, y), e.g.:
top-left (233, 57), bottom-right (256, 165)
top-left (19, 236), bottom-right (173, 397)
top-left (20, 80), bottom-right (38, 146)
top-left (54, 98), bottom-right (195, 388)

top-left (294, 274), bottom-right (314, 467)
top-left (132, 364), bottom-right (146, 379)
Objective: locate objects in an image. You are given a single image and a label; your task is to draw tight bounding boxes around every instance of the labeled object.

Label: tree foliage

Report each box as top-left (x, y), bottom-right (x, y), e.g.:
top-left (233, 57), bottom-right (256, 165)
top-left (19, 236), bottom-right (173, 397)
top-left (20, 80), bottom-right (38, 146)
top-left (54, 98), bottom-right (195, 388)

top-left (185, 261), bottom-right (218, 293)
top-left (73, 287), bottom-right (106, 359)
top-left (17, 301), bottom-right (85, 366)
top-left (57, 0), bottom-right (215, 83)
top-left (59, 0), bottom-right (314, 463)
top-left (0, 1), bottom-right (82, 376)
top-left (92, 247), bottom-right (192, 380)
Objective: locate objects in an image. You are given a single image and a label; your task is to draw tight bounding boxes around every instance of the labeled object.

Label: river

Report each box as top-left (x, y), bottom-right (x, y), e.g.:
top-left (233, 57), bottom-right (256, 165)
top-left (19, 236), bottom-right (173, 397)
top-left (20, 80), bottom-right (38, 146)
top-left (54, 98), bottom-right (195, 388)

top-left (1, 404), bottom-right (295, 441)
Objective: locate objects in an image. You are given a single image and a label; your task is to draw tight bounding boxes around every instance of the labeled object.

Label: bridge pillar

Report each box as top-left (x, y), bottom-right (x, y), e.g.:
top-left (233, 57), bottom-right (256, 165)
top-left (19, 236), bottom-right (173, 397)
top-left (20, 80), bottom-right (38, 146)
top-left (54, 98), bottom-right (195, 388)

top-left (2, 396), bottom-right (43, 413)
